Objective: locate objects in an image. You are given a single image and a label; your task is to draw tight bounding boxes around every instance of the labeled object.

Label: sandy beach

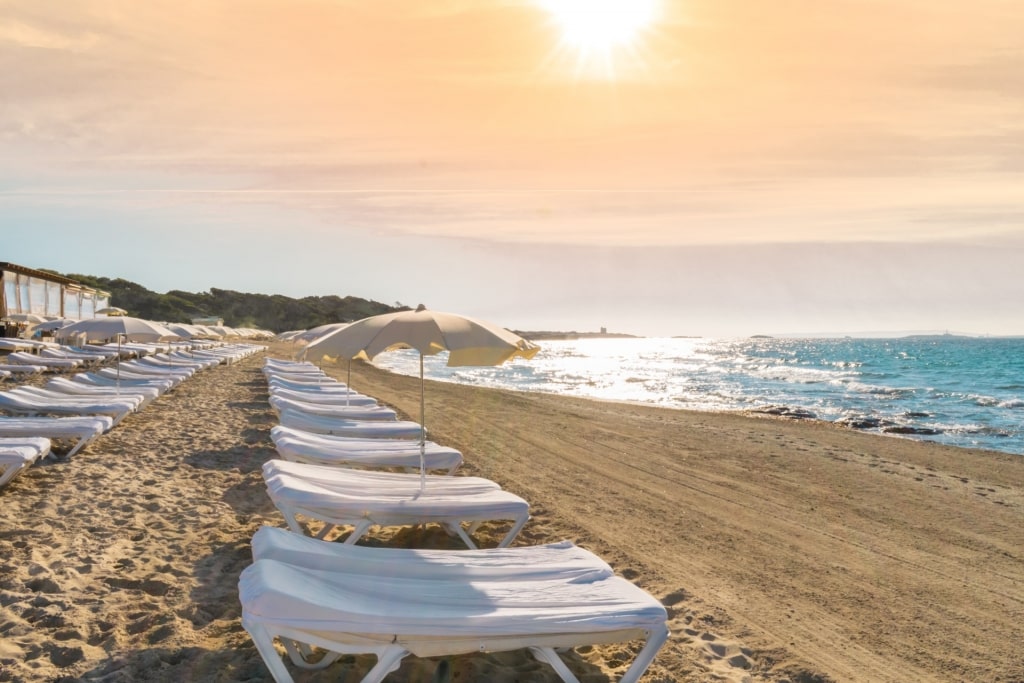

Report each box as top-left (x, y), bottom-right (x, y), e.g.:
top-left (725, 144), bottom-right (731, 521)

top-left (2, 341), bottom-right (1023, 682)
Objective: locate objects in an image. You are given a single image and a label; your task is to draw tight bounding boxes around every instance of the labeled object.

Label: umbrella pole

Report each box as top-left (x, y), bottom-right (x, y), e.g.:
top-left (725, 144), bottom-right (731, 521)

top-left (419, 353), bottom-right (426, 493)
top-left (346, 359), bottom-right (352, 407)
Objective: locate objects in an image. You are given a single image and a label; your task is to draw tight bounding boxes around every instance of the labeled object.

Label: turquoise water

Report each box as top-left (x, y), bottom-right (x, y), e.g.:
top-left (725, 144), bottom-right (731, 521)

top-left (371, 336), bottom-right (1024, 455)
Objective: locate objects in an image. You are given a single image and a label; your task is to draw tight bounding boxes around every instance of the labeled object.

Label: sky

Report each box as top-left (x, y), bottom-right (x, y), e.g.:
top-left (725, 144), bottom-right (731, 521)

top-left (2, 0), bottom-right (1023, 337)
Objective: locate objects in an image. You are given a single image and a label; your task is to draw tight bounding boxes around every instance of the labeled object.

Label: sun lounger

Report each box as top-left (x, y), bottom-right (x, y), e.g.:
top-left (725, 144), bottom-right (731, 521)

top-left (65, 345), bottom-right (123, 360)
top-left (262, 459), bottom-right (530, 548)
top-left (0, 437), bottom-right (51, 489)
top-left (0, 364), bottom-right (46, 376)
top-left (6, 386), bottom-right (146, 411)
top-left (239, 558), bottom-right (669, 683)
top-left (0, 415), bottom-right (113, 457)
top-left (250, 525), bottom-right (614, 579)
top-left (79, 343), bottom-right (138, 359)
top-left (268, 395), bottom-right (396, 421)
top-left (130, 357), bottom-right (197, 376)
top-left (268, 386), bottom-right (379, 407)
top-left (271, 425), bottom-right (462, 474)
top-left (0, 390), bottom-right (136, 426)
top-left (264, 372), bottom-right (333, 386)
top-left (39, 348), bottom-right (105, 365)
top-left (43, 377), bottom-right (161, 408)
top-left (70, 372), bottom-right (176, 394)
top-left (278, 408), bottom-right (423, 439)
top-left (267, 376), bottom-right (356, 392)
top-left (3, 351), bottom-right (82, 371)
top-left (94, 366), bottom-right (187, 388)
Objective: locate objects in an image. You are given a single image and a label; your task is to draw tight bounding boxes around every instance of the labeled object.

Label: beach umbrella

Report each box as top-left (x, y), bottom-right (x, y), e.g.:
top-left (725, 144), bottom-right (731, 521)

top-left (32, 318), bottom-right (77, 332)
top-left (2, 313), bottom-right (48, 324)
top-left (54, 316), bottom-right (182, 389)
top-left (96, 306), bottom-right (128, 316)
top-left (55, 316), bottom-right (181, 344)
top-left (294, 322), bottom-right (350, 345)
top-left (301, 305), bottom-right (539, 488)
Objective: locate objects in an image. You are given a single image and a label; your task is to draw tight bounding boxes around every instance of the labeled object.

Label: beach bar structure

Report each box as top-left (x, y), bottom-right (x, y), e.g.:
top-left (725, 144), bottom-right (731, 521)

top-left (1, 262), bottom-right (111, 322)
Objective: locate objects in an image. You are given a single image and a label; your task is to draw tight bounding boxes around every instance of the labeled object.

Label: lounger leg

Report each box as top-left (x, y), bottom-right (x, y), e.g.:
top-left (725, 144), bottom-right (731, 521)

top-left (450, 523), bottom-right (480, 549)
top-left (496, 514), bottom-right (531, 548)
top-left (63, 437), bottom-right (91, 458)
top-left (342, 520), bottom-right (373, 545)
top-left (242, 620), bottom-right (297, 683)
top-left (528, 647), bottom-right (582, 683)
top-left (617, 625), bottom-right (670, 683)
top-left (358, 646), bottom-right (409, 683)
top-left (281, 639), bottom-right (343, 670)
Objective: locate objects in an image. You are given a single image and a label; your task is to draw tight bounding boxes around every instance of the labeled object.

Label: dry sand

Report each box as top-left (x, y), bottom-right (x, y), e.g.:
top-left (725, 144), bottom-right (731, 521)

top-left (1, 341), bottom-right (1023, 682)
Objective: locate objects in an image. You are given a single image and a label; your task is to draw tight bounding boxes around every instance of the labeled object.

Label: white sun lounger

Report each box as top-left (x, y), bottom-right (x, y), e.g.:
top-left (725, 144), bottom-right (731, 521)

top-left (268, 395), bottom-right (396, 421)
top-left (94, 366), bottom-right (187, 388)
top-left (0, 390), bottom-right (136, 426)
top-left (5, 386), bottom-right (145, 411)
top-left (270, 425), bottom-right (462, 474)
top-left (278, 408), bottom-right (424, 439)
top-left (239, 559), bottom-right (669, 683)
top-left (0, 437), bottom-right (51, 489)
top-left (250, 525), bottom-right (614, 579)
top-left (262, 459), bottom-right (530, 549)
top-left (3, 352), bottom-right (82, 371)
top-left (0, 364), bottom-right (46, 376)
top-left (39, 348), bottom-right (104, 365)
top-left (267, 376), bottom-right (355, 392)
top-left (44, 377), bottom-right (161, 408)
top-left (268, 386), bottom-right (379, 407)
top-left (0, 415), bottom-right (113, 457)
top-left (69, 372), bottom-right (176, 394)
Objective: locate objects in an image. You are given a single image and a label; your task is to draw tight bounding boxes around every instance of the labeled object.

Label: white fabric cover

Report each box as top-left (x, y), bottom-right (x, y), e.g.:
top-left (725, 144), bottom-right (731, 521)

top-left (270, 425), bottom-right (462, 473)
top-left (0, 437), bottom-right (51, 488)
top-left (268, 395), bottom-right (396, 421)
top-left (0, 416), bottom-right (112, 457)
top-left (0, 390), bottom-right (136, 425)
top-left (268, 387), bottom-right (379, 407)
top-left (262, 459), bottom-right (529, 548)
top-left (278, 409), bottom-right (423, 439)
top-left (250, 526), bottom-right (612, 581)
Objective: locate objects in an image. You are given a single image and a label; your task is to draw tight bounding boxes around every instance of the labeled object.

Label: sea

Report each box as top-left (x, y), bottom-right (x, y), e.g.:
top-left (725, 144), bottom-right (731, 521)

top-left (371, 335), bottom-right (1024, 456)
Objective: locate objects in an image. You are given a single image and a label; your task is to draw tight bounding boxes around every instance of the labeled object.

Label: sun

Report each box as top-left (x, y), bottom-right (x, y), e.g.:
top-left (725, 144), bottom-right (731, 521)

top-left (537, 0), bottom-right (660, 77)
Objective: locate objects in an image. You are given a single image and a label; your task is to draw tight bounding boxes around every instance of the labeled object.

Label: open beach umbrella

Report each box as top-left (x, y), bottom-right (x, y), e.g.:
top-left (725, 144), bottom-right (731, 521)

top-left (2, 313), bottom-right (48, 324)
top-left (96, 306), bottom-right (128, 316)
top-left (55, 316), bottom-right (182, 389)
top-left (301, 305), bottom-right (539, 488)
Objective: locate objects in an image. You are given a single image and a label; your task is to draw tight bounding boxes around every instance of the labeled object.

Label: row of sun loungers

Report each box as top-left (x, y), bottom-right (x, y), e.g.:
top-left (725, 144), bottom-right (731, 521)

top-left (0, 342), bottom-right (265, 488)
top-left (244, 358), bottom-right (669, 682)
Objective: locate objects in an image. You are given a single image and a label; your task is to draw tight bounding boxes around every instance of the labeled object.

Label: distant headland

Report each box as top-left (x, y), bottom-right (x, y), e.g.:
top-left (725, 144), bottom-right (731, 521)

top-left (514, 329), bottom-right (640, 341)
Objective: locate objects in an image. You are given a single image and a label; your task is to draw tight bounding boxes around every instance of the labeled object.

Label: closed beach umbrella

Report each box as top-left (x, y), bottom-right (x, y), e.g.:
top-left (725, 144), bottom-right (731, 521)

top-left (301, 305), bottom-right (539, 488)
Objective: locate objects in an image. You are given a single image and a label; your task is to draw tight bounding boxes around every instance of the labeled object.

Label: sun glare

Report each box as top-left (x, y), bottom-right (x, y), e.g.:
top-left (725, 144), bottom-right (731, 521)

top-left (538, 0), bottom-right (660, 78)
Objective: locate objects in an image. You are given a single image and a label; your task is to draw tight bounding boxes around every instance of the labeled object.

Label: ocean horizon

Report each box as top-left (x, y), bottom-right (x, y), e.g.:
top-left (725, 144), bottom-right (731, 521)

top-left (371, 335), bottom-right (1024, 456)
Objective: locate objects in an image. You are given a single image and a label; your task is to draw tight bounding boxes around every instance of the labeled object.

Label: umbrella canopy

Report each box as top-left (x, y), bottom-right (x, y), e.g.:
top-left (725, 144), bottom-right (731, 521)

top-left (2, 313), bottom-right (48, 324)
top-left (32, 318), bottom-right (77, 332)
top-left (302, 305), bottom-right (538, 367)
top-left (300, 305), bottom-right (539, 488)
top-left (294, 322), bottom-right (350, 345)
top-left (96, 306), bottom-right (129, 316)
top-left (55, 316), bottom-right (182, 344)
